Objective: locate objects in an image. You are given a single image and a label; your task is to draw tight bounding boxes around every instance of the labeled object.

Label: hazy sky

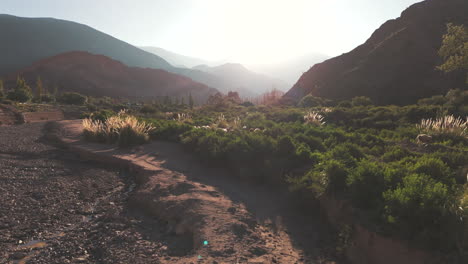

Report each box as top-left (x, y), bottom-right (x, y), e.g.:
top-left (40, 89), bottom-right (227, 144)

top-left (1, 0), bottom-right (423, 64)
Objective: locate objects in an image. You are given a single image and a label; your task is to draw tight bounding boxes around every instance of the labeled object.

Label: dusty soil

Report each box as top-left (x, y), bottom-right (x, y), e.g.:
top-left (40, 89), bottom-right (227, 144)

top-left (0, 121), bottom-right (340, 263)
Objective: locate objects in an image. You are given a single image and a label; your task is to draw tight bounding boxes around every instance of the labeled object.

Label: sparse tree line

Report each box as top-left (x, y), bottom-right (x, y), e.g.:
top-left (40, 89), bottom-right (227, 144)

top-left (0, 76), bottom-right (87, 105)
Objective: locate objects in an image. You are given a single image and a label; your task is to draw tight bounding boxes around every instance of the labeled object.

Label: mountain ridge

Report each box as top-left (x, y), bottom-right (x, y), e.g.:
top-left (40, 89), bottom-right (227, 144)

top-left (284, 0), bottom-right (467, 105)
top-left (3, 51), bottom-right (218, 103)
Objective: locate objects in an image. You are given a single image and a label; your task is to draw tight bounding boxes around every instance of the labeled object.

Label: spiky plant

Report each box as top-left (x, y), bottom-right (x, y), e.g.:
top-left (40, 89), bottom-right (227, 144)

top-left (417, 115), bottom-right (467, 137)
top-left (304, 111), bottom-right (325, 126)
top-left (82, 112), bottom-right (154, 146)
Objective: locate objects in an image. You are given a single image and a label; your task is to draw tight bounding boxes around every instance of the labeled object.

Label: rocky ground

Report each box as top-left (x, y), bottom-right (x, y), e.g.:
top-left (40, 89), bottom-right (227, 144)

top-left (0, 122), bottom-right (340, 264)
top-left (0, 123), bottom-right (190, 263)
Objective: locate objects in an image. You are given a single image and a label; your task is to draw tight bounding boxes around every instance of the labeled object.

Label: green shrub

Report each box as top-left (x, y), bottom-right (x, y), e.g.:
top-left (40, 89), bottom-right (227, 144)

top-left (140, 104), bottom-right (158, 114)
top-left (58, 92), bottom-right (87, 105)
top-left (382, 146), bottom-right (412, 162)
top-left (383, 173), bottom-right (456, 249)
top-left (347, 160), bottom-right (385, 209)
top-left (323, 160), bottom-right (349, 194)
top-left (7, 77), bottom-right (33, 102)
top-left (351, 96), bottom-right (373, 106)
top-left (412, 156), bottom-right (452, 183)
top-left (299, 94), bottom-right (325, 107)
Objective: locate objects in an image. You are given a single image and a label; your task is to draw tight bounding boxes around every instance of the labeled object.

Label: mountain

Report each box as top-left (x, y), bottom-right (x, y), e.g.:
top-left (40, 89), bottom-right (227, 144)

top-left (140, 46), bottom-right (224, 68)
top-left (248, 53), bottom-right (330, 85)
top-left (140, 46), bottom-right (290, 96)
top-left (0, 14), bottom-right (173, 76)
top-left (3, 51), bottom-right (218, 103)
top-left (0, 15), bottom-right (281, 97)
top-left (284, 0), bottom-right (468, 105)
top-left (192, 63), bottom-right (290, 96)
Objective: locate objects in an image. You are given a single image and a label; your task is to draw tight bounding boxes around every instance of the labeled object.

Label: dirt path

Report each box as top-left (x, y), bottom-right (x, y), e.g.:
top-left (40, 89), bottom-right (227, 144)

top-left (0, 121), bottom-right (338, 263)
top-left (49, 120), bottom-right (338, 264)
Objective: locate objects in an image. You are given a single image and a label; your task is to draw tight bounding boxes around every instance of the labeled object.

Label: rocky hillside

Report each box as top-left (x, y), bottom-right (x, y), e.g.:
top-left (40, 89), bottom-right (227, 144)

top-left (4, 52), bottom-right (218, 103)
top-left (284, 0), bottom-right (468, 105)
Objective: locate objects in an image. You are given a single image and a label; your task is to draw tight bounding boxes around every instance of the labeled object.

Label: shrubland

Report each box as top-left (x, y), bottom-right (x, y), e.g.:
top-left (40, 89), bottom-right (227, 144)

top-left (126, 90), bottom-right (468, 257)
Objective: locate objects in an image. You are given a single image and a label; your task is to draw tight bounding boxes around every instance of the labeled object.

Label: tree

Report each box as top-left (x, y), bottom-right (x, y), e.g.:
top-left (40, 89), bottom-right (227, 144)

top-left (57, 92), bottom-right (87, 105)
top-left (0, 79), bottom-right (4, 98)
top-left (35, 76), bottom-right (43, 102)
top-left (438, 23), bottom-right (468, 83)
top-left (7, 76), bottom-right (33, 102)
top-left (188, 93), bottom-right (194, 109)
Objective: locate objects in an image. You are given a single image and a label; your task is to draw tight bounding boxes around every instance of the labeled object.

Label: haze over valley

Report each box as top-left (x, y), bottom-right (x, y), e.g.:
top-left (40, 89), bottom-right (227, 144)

top-left (0, 1), bottom-right (467, 264)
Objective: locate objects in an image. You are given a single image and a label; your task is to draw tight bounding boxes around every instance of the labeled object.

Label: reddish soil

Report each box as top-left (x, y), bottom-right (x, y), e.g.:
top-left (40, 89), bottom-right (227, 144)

top-left (0, 121), bottom-right (340, 263)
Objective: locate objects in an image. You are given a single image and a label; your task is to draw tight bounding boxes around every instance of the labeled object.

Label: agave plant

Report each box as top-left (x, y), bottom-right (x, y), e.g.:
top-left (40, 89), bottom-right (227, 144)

top-left (304, 111), bottom-right (325, 126)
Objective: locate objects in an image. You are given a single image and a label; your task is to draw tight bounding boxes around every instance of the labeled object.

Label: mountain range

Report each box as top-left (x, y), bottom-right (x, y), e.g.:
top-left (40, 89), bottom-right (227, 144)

top-left (141, 47), bottom-right (291, 96)
top-left (0, 14), bottom-right (292, 98)
top-left (140, 46), bottom-right (223, 68)
top-left (4, 51), bottom-right (217, 103)
top-left (284, 0), bottom-right (467, 105)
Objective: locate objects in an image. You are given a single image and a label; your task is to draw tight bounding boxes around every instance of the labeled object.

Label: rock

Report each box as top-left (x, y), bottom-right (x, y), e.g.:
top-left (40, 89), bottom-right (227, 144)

top-left (416, 134), bottom-right (432, 144)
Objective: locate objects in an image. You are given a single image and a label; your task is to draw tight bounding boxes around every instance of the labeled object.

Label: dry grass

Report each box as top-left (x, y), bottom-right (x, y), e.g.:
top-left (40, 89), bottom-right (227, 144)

top-left (417, 115), bottom-right (467, 137)
top-left (83, 110), bottom-right (154, 146)
top-left (304, 111), bottom-right (325, 126)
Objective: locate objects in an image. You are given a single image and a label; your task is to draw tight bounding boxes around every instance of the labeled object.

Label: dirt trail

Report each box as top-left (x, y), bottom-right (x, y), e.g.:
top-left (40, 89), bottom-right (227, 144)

top-left (51, 120), bottom-right (338, 264)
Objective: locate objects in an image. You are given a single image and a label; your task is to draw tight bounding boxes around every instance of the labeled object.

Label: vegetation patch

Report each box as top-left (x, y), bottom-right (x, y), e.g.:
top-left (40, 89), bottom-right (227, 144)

top-left (83, 110), bottom-right (154, 146)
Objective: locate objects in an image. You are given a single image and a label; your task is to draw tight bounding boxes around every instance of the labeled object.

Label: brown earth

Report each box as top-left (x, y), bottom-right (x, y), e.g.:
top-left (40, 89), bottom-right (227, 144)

top-left (0, 105), bottom-right (23, 125)
top-left (0, 121), bottom-right (340, 264)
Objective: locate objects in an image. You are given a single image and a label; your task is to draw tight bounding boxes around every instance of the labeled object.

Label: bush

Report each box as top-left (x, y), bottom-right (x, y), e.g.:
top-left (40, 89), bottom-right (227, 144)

top-left (411, 156), bottom-right (452, 183)
top-left (140, 104), bottom-right (158, 114)
top-left (383, 173), bottom-right (456, 249)
top-left (346, 160), bottom-right (385, 209)
top-left (417, 115), bottom-right (467, 137)
top-left (82, 111), bottom-right (154, 146)
top-left (58, 92), bottom-right (87, 105)
top-left (351, 96), bottom-right (373, 106)
top-left (381, 146), bottom-right (412, 162)
top-left (7, 77), bottom-right (33, 102)
top-left (323, 160), bottom-right (348, 194)
top-left (299, 94), bottom-right (325, 107)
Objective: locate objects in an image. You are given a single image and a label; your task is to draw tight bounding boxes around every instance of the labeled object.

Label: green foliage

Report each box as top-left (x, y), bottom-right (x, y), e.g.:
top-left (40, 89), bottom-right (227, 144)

top-left (351, 96), bottom-right (373, 106)
top-left (189, 93), bottom-right (194, 109)
top-left (7, 77), bottom-right (33, 102)
top-left (346, 160), bottom-right (385, 209)
top-left (438, 23), bottom-right (468, 83)
top-left (298, 94), bottom-right (325, 107)
top-left (412, 156), bottom-right (452, 183)
top-left (58, 92), bottom-right (87, 105)
top-left (136, 96), bottom-right (468, 255)
top-left (140, 104), bottom-right (158, 114)
top-left (381, 146), bottom-right (412, 162)
top-left (383, 173), bottom-right (456, 248)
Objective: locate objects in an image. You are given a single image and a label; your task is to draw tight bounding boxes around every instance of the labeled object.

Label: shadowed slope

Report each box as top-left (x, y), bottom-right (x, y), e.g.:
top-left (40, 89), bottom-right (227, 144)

top-left (4, 51), bottom-right (218, 103)
top-left (284, 0), bottom-right (468, 105)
